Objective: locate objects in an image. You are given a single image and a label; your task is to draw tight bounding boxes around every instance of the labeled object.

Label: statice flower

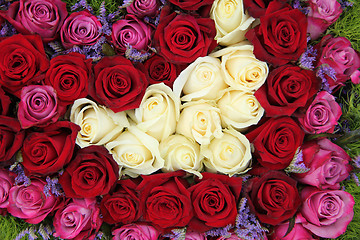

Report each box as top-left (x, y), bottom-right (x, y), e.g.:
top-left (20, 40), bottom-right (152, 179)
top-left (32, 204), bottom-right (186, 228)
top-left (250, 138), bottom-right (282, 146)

top-left (71, 0), bottom-right (93, 13)
top-left (14, 227), bottom-right (37, 240)
top-left (125, 45), bottom-right (152, 62)
top-left (0, 22), bottom-right (17, 37)
top-left (37, 224), bottom-right (54, 240)
top-left (43, 176), bottom-right (64, 197)
top-left (10, 164), bottom-right (30, 186)
top-left (285, 148), bottom-right (310, 174)
top-left (119, 0), bottom-right (134, 8)
top-left (317, 64), bottom-right (337, 93)
top-left (205, 224), bottom-right (232, 238)
top-left (338, 0), bottom-right (354, 9)
top-left (163, 228), bottom-right (187, 240)
top-left (299, 39), bottom-right (317, 70)
top-left (292, 0), bottom-right (310, 15)
top-left (97, 2), bottom-right (122, 36)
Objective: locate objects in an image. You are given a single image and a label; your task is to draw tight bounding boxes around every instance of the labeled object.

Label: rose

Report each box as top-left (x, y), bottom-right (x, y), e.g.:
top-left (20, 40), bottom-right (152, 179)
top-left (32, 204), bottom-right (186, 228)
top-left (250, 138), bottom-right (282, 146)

top-left (70, 98), bottom-right (129, 148)
top-left (315, 35), bottom-right (360, 88)
top-left (244, 171), bottom-right (301, 225)
top-left (8, 178), bottom-right (61, 224)
top-left (293, 138), bottom-right (351, 190)
top-left (137, 171), bottom-right (193, 229)
top-left (217, 232), bottom-right (247, 239)
top-left (53, 198), bottom-right (102, 240)
top-left (17, 85), bottom-right (59, 129)
top-left (210, 0), bottom-right (254, 46)
top-left (0, 169), bottom-right (15, 209)
top-left (299, 187), bottom-right (354, 238)
top-left (0, 0), bottom-right (68, 42)
top-left (255, 64), bottom-right (320, 117)
top-left (188, 172), bottom-right (242, 232)
top-left (59, 145), bottom-right (119, 198)
top-left (21, 121), bottom-right (79, 176)
top-left (180, 231), bottom-right (206, 240)
top-left (176, 101), bottom-right (223, 145)
top-left (245, 1), bottom-right (307, 66)
top-left (127, 83), bottom-right (181, 142)
top-left (210, 43), bottom-right (269, 92)
top-left (160, 134), bottom-right (203, 177)
top-left (100, 179), bottom-right (142, 224)
top-left (243, 0), bottom-right (287, 18)
top-left (89, 56), bottom-right (148, 112)
top-left (173, 56), bottom-right (228, 102)
top-left (0, 34), bottom-right (49, 97)
top-left (246, 116), bottom-right (305, 170)
top-left (106, 126), bottom-right (165, 178)
top-left (202, 127), bottom-right (252, 176)
top-left (127, 0), bottom-right (159, 18)
top-left (168, 0), bottom-right (214, 11)
top-left (217, 89), bottom-right (264, 130)
top-left (60, 10), bottom-right (102, 49)
top-left (0, 116), bottom-right (25, 163)
top-left (297, 91), bottom-right (341, 134)
top-left (307, 0), bottom-right (342, 40)
top-left (270, 223), bottom-right (316, 240)
top-left (154, 5), bottom-right (217, 64)
top-left (112, 224), bottom-right (160, 240)
top-left (0, 87), bottom-right (11, 116)
top-left (44, 52), bottom-right (92, 107)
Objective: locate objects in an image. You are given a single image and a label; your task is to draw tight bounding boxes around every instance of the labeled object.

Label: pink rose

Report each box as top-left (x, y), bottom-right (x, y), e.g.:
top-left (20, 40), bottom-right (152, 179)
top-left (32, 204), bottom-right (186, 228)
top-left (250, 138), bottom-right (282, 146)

top-left (60, 10), bottom-right (102, 49)
top-left (269, 223), bottom-right (317, 240)
top-left (18, 85), bottom-right (59, 129)
top-left (297, 91), bottom-right (341, 134)
top-left (307, 0), bottom-right (342, 40)
top-left (7, 178), bottom-right (61, 224)
top-left (127, 0), bottom-right (159, 18)
top-left (0, 169), bottom-right (15, 209)
top-left (299, 187), bottom-right (354, 238)
top-left (293, 138), bottom-right (351, 190)
top-left (53, 198), bottom-right (102, 240)
top-left (112, 223), bottom-right (160, 240)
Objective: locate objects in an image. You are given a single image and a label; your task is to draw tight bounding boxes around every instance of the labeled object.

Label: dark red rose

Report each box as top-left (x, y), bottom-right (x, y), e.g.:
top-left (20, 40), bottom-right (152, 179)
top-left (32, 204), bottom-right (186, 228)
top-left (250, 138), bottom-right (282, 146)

top-left (168, 0), bottom-right (214, 11)
top-left (89, 56), bottom-right (148, 113)
top-left (0, 34), bottom-right (49, 97)
top-left (154, 6), bottom-right (217, 65)
top-left (243, 0), bottom-right (287, 18)
top-left (255, 64), bottom-right (320, 117)
top-left (0, 116), bottom-right (25, 163)
top-left (188, 173), bottom-right (242, 232)
top-left (100, 179), bottom-right (142, 224)
top-left (21, 121), bottom-right (80, 176)
top-left (45, 52), bottom-right (92, 107)
top-left (245, 1), bottom-right (307, 67)
top-left (59, 145), bottom-right (119, 198)
top-left (0, 87), bottom-right (11, 116)
top-left (244, 171), bottom-right (301, 225)
top-left (137, 171), bottom-right (193, 231)
top-left (246, 116), bottom-right (305, 170)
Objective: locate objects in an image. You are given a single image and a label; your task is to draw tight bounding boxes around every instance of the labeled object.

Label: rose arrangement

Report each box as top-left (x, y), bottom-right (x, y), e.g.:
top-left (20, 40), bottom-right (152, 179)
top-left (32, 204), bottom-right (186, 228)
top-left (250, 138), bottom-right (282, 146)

top-left (0, 0), bottom-right (358, 239)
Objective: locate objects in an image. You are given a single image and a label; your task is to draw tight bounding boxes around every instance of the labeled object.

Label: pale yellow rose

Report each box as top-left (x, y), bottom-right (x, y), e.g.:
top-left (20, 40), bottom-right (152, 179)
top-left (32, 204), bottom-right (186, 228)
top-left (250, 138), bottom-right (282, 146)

top-left (160, 134), bottom-right (204, 177)
top-left (210, 0), bottom-right (254, 46)
top-left (211, 42), bottom-right (268, 92)
top-left (127, 83), bottom-right (180, 142)
top-left (70, 98), bottom-right (129, 148)
top-left (202, 127), bottom-right (252, 176)
top-left (173, 56), bottom-right (228, 102)
top-left (106, 126), bottom-right (164, 178)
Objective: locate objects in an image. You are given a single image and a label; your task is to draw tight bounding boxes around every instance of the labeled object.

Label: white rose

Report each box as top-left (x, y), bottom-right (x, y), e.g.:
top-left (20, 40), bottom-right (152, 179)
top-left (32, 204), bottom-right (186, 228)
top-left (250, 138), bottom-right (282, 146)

top-left (173, 56), bottom-right (228, 102)
top-left (211, 42), bottom-right (268, 92)
top-left (210, 0), bottom-right (254, 46)
top-left (70, 98), bottom-right (129, 148)
top-left (176, 100), bottom-right (223, 145)
top-left (106, 126), bottom-right (164, 178)
top-left (217, 88), bottom-right (264, 131)
top-left (127, 83), bottom-right (180, 142)
top-left (160, 134), bottom-right (204, 177)
top-left (202, 127), bottom-right (251, 176)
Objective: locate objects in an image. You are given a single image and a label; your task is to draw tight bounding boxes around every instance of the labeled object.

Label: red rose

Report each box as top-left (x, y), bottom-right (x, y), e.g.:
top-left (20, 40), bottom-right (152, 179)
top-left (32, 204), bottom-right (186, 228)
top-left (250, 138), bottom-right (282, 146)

top-left (21, 121), bottom-right (80, 176)
top-left (0, 116), bottom-right (25, 163)
top-left (168, 0), bottom-right (214, 11)
top-left (89, 56), bottom-right (148, 112)
top-left (245, 1), bottom-right (307, 66)
top-left (59, 145), bottom-right (119, 198)
top-left (188, 173), bottom-right (242, 232)
top-left (137, 171), bottom-right (193, 231)
top-left (255, 64), bottom-right (320, 117)
top-left (244, 171), bottom-right (301, 225)
top-left (246, 116), bottom-right (305, 170)
top-left (0, 87), bottom-right (11, 116)
top-left (154, 6), bottom-right (217, 65)
top-left (45, 52), bottom-right (92, 107)
top-left (243, 0), bottom-right (287, 18)
top-left (0, 34), bottom-right (49, 97)
top-left (100, 179), bottom-right (142, 224)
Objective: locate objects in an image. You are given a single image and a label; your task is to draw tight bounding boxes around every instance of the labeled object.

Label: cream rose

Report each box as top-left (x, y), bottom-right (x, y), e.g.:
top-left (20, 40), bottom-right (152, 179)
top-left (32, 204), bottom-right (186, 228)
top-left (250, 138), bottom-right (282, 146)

top-left (160, 134), bottom-right (204, 177)
top-left (210, 42), bottom-right (268, 92)
top-left (127, 83), bottom-right (180, 142)
top-left (217, 88), bottom-right (264, 131)
top-left (210, 0), bottom-right (254, 46)
top-left (202, 127), bottom-right (251, 176)
top-left (106, 126), bottom-right (164, 178)
top-left (70, 98), bottom-right (129, 148)
top-left (176, 100), bottom-right (223, 145)
top-left (173, 56), bottom-right (228, 102)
